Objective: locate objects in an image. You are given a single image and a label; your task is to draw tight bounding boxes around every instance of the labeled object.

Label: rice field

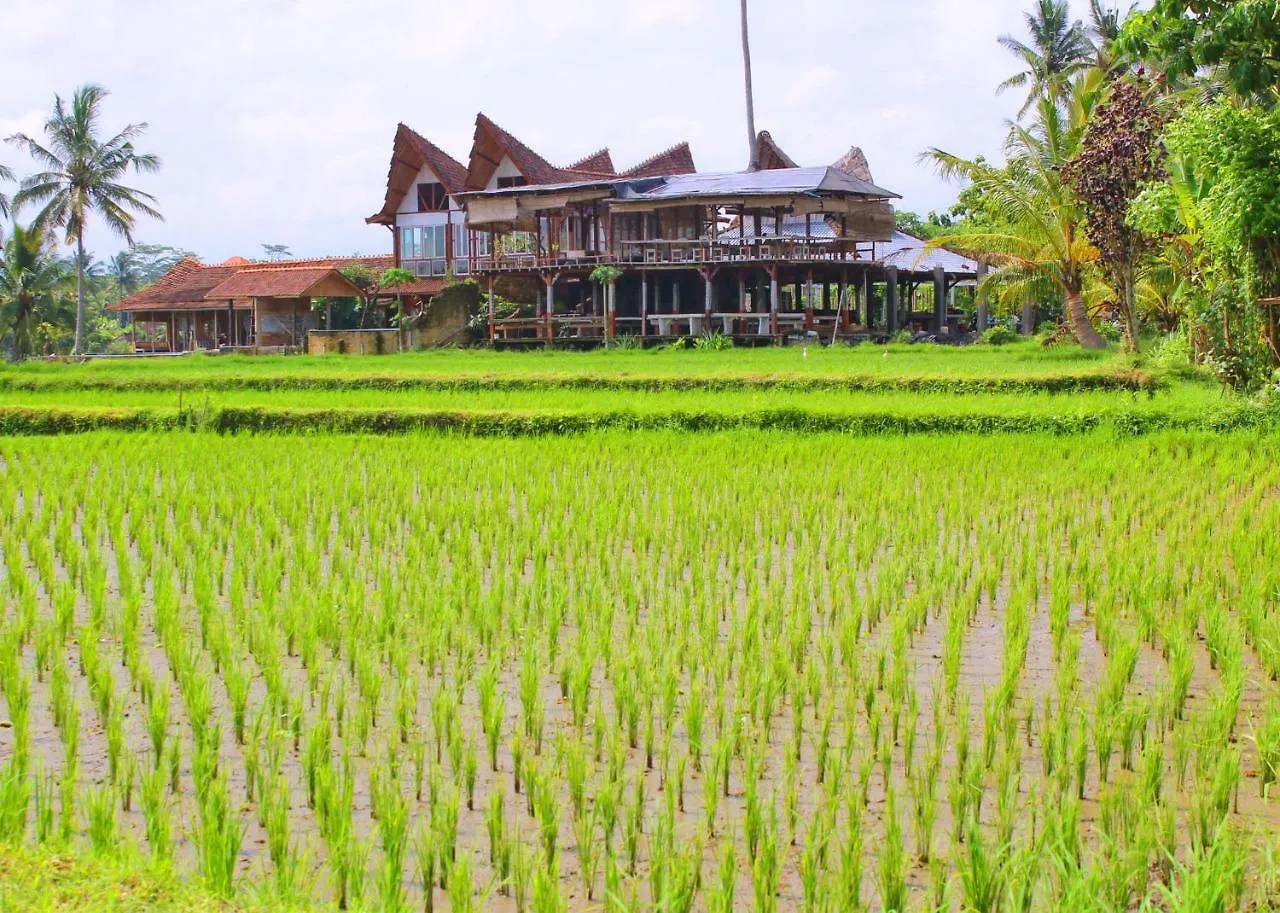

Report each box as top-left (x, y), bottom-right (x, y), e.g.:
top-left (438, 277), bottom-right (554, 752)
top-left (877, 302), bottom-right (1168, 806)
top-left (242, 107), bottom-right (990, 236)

top-left (2, 430), bottom-right (1280, 912)
top-left (0, 341), bottom-right (1126, 385)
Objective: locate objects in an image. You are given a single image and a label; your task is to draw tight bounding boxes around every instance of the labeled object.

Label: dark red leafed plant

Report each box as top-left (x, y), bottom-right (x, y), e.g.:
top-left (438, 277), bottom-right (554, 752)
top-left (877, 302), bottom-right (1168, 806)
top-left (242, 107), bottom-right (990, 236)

top-left (1062, 76), bottom-right (1169, 352)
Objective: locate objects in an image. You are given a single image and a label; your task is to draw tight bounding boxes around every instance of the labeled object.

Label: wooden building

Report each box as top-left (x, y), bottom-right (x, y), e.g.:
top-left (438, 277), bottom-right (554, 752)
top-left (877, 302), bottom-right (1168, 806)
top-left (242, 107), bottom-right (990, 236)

top-left (369, 115), bottom-right (980, 344)
top-left (107, 255), bottom-right (419, 352)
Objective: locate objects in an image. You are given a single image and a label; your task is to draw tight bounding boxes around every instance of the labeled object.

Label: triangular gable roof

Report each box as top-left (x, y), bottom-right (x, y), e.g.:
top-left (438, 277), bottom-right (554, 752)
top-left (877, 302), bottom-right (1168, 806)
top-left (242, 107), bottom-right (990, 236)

top-left (833, 147), bottom-right (874, 184)
top-left (465, 113), bottom-right (693, 188)
top-left (756, 131), bottom-right (798, 170)
top-left (466, 112), bottom-right (570, 189)
top-left (566, 148), bottom-right (616, 175)
top-left (367, 124), bottom-right (468, 225)
top-left (621, 142), bottom-right (696, 178)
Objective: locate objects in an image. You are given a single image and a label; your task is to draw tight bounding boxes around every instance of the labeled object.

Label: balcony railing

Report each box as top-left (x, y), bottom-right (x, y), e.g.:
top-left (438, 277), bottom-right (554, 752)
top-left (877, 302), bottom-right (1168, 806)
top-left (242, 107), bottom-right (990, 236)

top-left (458, 238), bottom-right (877, 274)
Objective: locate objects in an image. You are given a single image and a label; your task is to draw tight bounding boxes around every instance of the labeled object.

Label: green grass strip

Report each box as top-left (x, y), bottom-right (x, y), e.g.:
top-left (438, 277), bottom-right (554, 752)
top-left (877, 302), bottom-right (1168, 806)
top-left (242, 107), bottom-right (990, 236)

top-left (0, 370), bottom-right (1161, 395)
top-left (0, 403), bottom-right (1273, 437)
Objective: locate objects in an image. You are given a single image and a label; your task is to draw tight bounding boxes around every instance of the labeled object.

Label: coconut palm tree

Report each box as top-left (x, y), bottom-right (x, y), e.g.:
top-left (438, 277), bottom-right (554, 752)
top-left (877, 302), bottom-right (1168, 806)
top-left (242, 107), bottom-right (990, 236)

top-left (1087, 1), bottom-right (1131, 70)
top-left (0, 224), bottom-right (70, 359)
top-left (926, 73), bottom-right (1109, 349)
top-left (741, 0), bottom-right (759, 171)
top-left (6, 84), bottom-right (161, 355)
top-left (998, 0), bottom-right (1094, 117)
top-left (0, 163), bottom-right (13, 221)
top-left (106, 249), bottom-right (141, 297)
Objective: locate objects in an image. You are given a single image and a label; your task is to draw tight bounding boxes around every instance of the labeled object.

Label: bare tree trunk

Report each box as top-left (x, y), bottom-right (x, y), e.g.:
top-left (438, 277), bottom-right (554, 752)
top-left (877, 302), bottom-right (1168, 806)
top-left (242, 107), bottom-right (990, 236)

top-left (74, 233), bottom-right (86, 356)
top-left (1066, 290), bottom-right (1108, 349)
top-left (741, 0), bottom-right (759, 172)
top-left (1122, 268), bottom-right (1141, 353)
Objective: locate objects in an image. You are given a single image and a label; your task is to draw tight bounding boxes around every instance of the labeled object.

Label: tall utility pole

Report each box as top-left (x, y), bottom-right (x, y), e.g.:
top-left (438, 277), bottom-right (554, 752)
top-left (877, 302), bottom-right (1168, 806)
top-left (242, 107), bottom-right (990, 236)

top-left (741, 0), bottom-right (760, 171)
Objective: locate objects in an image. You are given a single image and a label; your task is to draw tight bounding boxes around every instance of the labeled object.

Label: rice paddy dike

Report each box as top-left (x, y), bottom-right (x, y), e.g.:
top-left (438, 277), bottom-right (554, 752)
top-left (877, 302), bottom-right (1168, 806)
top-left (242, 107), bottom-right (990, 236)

top-left (2, 343), bottom-right (1280, 913)
top-left (0, 342), bottom-right (1265, 437)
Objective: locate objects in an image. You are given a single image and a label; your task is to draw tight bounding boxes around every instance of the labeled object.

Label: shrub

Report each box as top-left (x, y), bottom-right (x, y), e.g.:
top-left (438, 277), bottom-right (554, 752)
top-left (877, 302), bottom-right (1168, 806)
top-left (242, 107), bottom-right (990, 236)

top-left (982, 326), bottom-right (1018, 346)
top-left (693, 333), bottom-right (733, 351)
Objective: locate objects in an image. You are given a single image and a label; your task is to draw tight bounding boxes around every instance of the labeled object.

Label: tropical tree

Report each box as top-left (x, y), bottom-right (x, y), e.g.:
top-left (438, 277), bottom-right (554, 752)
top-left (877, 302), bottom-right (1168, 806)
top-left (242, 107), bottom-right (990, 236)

top-left (1130, 99), bottom-right (1280, 383)
top-left (0, 163), bottom-right (13, 222)
top-left (1121, 0), bottom-right (1280, 106)
top-left (262, 243), bottom-right (292, 261)
top-left (6, 84), bottom-right (161, 355)
top-left (998, 0), bottom-right (1094, 117)
top-left (740, 0), bottom-right (759, 171)
top-left (106, 249), bottom-right (141, 296)
top-left (0, 224), bottom-right (70, 359)
top-left (1062, 77), bottom-right (1168, 351)
top-left (926, 73), bottom-right (1110, 348)
top-left (1088, 1), bottom-right (1135, 71)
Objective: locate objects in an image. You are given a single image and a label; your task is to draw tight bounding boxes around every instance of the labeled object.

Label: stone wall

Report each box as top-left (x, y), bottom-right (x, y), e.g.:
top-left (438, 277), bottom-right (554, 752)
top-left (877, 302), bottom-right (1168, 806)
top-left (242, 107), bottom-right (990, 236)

top-left (307, 282), bottom-right (480, 354)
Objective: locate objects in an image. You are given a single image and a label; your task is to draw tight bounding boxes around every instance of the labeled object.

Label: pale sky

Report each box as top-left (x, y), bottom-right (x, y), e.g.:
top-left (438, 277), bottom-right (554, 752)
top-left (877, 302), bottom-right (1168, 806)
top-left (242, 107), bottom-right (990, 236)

top-left (0, 0), bottom-right (1105, 263)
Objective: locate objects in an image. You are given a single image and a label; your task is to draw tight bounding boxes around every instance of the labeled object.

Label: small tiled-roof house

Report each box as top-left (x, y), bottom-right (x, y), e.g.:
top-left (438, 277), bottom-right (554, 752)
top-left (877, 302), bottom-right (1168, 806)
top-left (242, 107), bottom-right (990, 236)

top-left (108, 255), bottom-right (391, 351)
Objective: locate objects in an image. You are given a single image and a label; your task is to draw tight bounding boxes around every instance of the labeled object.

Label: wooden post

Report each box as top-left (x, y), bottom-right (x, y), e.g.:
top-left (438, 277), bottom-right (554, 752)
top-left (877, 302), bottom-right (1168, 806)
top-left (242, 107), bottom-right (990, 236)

top-left (641, 272), bottom-right (649, 338)
top-left (886, 267), bottom-right (900, 335)
top-left (487, 279), bottom-right (496, 341)
top-left (545, 275), bottom-right (555, 341)
top-left (607, 279), bottom-right (617, 340)
top-left (769, 267), bottom-right (780, 337)
top-left (738, 275), bottom-right (746, 313)
top-left (805, 270), bottom-right (815, 331)
top-left (933, 266), bottom-right (947, 336)
top-left (975, 262), bottom-right (989, 333)
top-left (673, 278), bottom-right (681, 315)
top-left (704, 271), bottom-right (714, 328)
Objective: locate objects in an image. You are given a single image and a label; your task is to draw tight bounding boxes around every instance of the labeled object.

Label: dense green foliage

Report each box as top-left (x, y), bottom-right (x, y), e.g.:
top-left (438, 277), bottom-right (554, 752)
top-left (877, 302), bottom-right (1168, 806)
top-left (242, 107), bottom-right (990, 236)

top-left (1121, 0), bottom-right (1280, 105)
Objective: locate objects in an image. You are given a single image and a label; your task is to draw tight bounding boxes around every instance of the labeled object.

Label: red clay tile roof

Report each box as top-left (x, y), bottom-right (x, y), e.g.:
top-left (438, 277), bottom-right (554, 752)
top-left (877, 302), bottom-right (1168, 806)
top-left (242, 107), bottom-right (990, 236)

top-left (108, 255), bottom-right (400, 312)
top-left (467, 112), bottom-right (569, 189)
top-left (566, 148), bottom-right (616, 175)
top-left (621, 142), bottom-right (696, 178)
top-left (203, 267), bottom-right (363, 300)
top-left (756, 131), bottom-right (799, 170)
top-left (368, 124), bottom-right (468, 225)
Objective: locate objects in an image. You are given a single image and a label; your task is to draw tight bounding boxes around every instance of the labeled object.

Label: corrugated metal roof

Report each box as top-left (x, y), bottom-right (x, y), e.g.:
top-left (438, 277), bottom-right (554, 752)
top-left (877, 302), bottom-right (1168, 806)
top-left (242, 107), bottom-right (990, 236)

top-left (877, 232), bottom-right (978, 275)
top-left (617, 166), bottom-right (899, 201)
top-left (718, 213), bottom-right (840, 241)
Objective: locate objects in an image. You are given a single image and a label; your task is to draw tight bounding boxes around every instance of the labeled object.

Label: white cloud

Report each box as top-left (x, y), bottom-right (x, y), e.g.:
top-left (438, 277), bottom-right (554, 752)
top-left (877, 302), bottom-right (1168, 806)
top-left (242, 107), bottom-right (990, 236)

top-left (0, 0), bottom-right (1107, 260)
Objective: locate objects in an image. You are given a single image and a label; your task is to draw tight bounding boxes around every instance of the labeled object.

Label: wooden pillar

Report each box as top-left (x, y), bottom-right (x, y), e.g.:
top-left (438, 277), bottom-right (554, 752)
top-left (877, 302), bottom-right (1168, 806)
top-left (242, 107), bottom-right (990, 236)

top-left (862, 271), bottom-right (872, 329)
top-left (838, 272), bottom-right (850, 332)
top-left (704, 272), bottom-right (714, 325)
top-left (673, 278), bottom-right (681, 315)
top-left (805, 270), bottom-right (815, 331)
top-left (738, 275), bottom-right (746, 313)
top-left (607, 279), bottom-right (617, 340)
top-left (641, 272), bottom-right (649, 336)
top-left (933, 266), bottom-right (947, 336)
top-left (975, 262), bottom-right (989, 333)
top-left (487, 280), bottom-right (496, 341)
top-left (886, 267), bottom-right (900, 335)
top-left (769, 268), bottom-right (780, 336)
top-left (545, 275), bottom-right (555, 341)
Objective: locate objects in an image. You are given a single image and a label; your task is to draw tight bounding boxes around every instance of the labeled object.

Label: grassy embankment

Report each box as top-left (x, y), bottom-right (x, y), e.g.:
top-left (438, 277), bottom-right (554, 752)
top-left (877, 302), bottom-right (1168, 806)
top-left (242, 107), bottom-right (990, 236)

top-left (0, 341), bottom-right (1253, 436)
